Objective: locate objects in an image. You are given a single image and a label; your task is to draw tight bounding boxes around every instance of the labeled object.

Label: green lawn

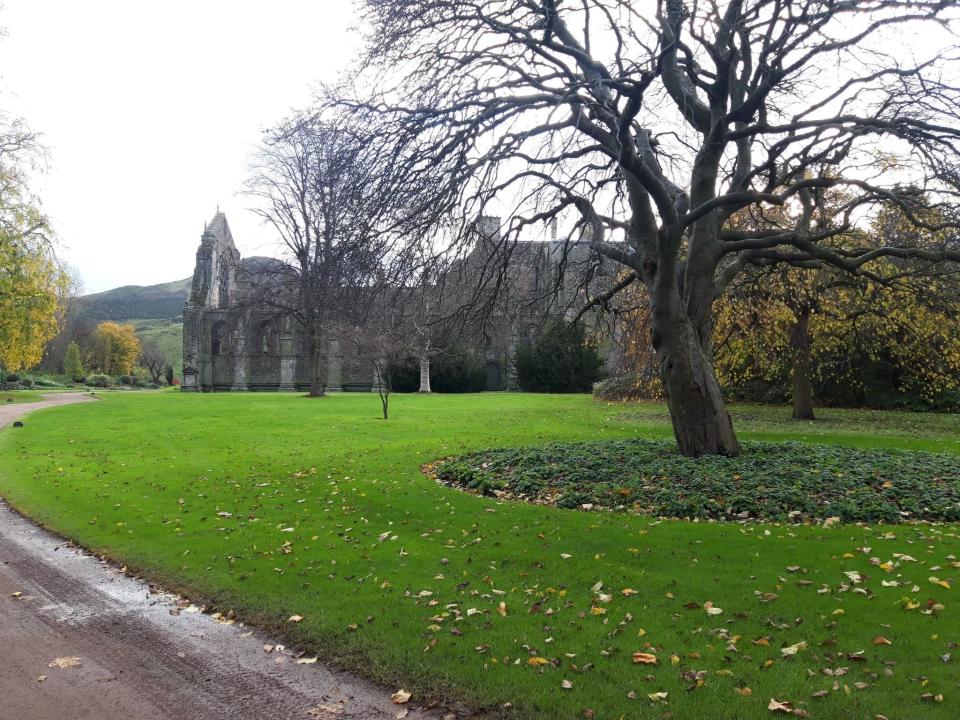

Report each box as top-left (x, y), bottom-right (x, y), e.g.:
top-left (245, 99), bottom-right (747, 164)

top-left (1, 393), bottom-right (957, 719)
top-left (1, 390), bottom-right (45, 403)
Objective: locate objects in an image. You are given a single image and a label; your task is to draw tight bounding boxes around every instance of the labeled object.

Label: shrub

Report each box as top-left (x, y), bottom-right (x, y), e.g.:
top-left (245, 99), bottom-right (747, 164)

top-left (6, 373), bottom-right (20, 382)
top-left (165, 365), bottom-right (174, 386)
top-left (515, 320), bottom-right (603, 393)
top-left (432, 439), bottom-right (960, 523)
top-left (86, 373), bottom-right (112, 388)
top-left (431, 346), bottom-right (486, 393)
top-left (593, 371), bottom-right (662, 401)
top-left (118, 374), bottom-right (134, 386)
top-left (385, 356), bottom-right (420, 393)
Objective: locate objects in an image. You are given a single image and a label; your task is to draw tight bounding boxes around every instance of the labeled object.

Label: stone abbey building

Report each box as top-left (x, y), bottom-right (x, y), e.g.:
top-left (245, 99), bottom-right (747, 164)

top-left (182, 212), bottom-right (616, 392)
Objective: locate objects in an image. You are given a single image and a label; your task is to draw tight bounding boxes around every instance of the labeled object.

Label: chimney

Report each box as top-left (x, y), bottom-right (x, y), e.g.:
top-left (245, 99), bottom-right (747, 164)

top-left (549, 217), bottom-right (558, 242)
top-left (477, 215), bottom-right (501, 242)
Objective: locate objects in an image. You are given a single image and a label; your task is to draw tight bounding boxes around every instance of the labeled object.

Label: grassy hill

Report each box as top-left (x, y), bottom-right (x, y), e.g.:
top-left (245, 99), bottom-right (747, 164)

top-left (129, 318), bottom-right (184, 376)
top-left (76, 277), bottom-right (192, 321)
top-left (42, 277), bottom-right (191, 378)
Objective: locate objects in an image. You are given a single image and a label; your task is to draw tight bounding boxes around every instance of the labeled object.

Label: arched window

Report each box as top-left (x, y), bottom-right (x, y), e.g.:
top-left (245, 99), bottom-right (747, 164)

top-left (217, 257), bottom-right (230, 307)
top-left (258, 320), bottom-right (278, 355)
top-left (524, 324), bottom-right (538, 347)
top-left (211, 322), bottom-right (228, 356)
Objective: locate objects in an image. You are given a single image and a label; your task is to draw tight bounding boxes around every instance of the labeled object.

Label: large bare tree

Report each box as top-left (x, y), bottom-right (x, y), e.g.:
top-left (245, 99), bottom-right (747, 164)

top-left (334, 0), bottom-right (960, 456)
top-left (245, 113), bottom-right (420, 396)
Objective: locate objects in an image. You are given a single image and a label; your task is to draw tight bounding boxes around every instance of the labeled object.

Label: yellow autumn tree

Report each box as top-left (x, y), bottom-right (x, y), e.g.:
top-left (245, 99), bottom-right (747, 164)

top-left (89, 321), bottom-right (141, 375)
top-left (0, 120), bottom-right (68, 372)
top-left (610, 198), bottom-right (960, 414)
top-left (713, 202), bottom-right (960, 416)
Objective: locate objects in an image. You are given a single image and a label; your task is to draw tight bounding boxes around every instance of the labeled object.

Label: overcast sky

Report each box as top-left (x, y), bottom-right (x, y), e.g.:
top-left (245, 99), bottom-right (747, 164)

top-left (0, 0), bottom-right (361, 293)
top-left (1, 2), bottom-right (956, 295)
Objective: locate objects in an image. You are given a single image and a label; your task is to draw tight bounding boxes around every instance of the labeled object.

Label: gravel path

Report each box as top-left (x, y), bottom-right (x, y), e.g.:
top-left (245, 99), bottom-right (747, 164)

top-left (0, 391), bottom-right (95, 428)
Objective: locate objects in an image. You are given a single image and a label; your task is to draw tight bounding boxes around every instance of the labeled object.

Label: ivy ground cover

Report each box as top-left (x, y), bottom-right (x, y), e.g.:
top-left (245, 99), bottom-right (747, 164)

top-left (433, 439), bottom-right (960, 523)
top-left (0, 392), bottom-right (958, 719)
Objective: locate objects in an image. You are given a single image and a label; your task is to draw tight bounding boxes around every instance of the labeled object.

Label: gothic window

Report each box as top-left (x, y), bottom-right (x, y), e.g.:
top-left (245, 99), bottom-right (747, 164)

top-left (524, 324), bottom-right (538, 347)
top-left (217, 256), bottom-right (230, 307)
top-left (211, 322), bottom-right (228, 356)
top-left (258, 321), bottom-right (278, 355)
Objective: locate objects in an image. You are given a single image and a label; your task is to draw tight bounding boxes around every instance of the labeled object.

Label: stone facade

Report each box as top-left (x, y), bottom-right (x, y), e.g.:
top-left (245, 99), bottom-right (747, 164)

top-left (182, 212), bottom-right (617, 392)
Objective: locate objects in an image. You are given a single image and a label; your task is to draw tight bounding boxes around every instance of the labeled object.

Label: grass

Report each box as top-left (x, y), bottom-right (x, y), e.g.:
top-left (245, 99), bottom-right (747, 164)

top-left (616, 403), bottom-right (960, 451)
top-left (0, 393), bottom-right (957, 719)
top-left (1, 390), bottom-right (45, 403)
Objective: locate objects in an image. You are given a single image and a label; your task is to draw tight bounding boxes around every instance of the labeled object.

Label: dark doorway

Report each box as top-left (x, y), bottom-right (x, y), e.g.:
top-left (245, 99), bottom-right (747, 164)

top-left (484, 361), bottom-right (501, 391)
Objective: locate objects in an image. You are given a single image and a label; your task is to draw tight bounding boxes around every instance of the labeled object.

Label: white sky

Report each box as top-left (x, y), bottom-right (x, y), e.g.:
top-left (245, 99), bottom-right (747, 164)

top-left (0, 0), bottom-right (361, 293)
top-left (1, 2), bottom-right (955, 294)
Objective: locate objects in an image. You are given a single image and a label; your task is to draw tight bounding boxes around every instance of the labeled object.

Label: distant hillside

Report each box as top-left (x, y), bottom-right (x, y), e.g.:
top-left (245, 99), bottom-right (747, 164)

top-left (129, 318), bottom-right (184, 376)
top-left (36, 277), bottom-right (190, 376)
top-left (76, 277), bottom-right (192, 321)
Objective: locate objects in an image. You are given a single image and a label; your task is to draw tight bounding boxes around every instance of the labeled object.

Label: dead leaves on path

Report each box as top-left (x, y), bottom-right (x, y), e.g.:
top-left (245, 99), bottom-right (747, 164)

top-left (391, 689), bottom-right (411, 704)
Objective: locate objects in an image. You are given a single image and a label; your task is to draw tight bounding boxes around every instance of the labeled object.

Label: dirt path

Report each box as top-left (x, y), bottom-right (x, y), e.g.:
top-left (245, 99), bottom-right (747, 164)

top-left (0, 391), bottom-right (96, 428)
top-left (0, 397), bottom-right (436, 720)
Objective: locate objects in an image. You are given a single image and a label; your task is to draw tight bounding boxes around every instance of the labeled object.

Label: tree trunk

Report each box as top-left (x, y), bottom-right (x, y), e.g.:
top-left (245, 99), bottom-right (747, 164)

top-left (308, 330), bottom-right (325, 398)
top-left (419, 353), bottom-right (431, 393)
top-left (790, 309), bottom-right (815, 420)
top-left (654, 310), bottom-right (741, 457)
top-left (380, 390), bottom-right (390, 419)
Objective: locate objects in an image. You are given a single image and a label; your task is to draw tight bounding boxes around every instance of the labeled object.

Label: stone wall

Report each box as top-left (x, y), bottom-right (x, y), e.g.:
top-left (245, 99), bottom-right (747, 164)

top-left (182, 212), bottom-right (618, 392)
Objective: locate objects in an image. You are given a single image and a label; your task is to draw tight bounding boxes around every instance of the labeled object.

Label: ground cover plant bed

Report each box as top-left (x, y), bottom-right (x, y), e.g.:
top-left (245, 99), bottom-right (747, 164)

top-left (431, 440), bottom-right (960, 523)
top-left (1, 393), bottom-right (959, 719)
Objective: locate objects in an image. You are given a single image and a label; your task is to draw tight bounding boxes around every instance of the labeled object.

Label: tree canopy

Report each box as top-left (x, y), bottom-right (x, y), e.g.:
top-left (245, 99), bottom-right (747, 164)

top-left (0, 115), bottom-right (66, 372)
top-left (330, 0), bottom-right (960, 455)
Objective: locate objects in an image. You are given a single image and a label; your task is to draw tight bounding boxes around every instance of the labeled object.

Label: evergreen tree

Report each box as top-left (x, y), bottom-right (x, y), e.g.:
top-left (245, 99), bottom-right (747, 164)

top-left (62, 341), bottom-right (84, 381)
top-left (515, 321), bottom-right (603, 393)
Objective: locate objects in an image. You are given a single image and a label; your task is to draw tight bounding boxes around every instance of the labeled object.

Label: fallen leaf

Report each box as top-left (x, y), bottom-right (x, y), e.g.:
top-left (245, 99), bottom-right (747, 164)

top-left (391, 689), bottom-right (411, 704)
top-left (48, 657), bottom-right (82, 669)
top-left (767, 698), bottom-right (794, 713)
top-left (632, 652), bottom-right (658, 665)
top-left (872, 636), bottom-right (892, 646)
top-left (528, 656), bottom-right (550, 666)
top-left (561, 679), bottom-right (573, 690)
top-left (296, 657), bottom-right (318, 665)
top-left (781, 641), bottom-right (808, 657)
top-left (647, 692), bottom-right (668, 702)
top-left (306, 704), bottom-right (344, 717)
top-left (289, 615), bottom-right (304, 623)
